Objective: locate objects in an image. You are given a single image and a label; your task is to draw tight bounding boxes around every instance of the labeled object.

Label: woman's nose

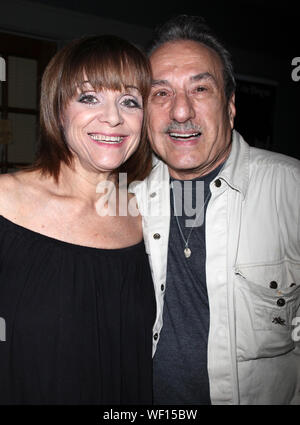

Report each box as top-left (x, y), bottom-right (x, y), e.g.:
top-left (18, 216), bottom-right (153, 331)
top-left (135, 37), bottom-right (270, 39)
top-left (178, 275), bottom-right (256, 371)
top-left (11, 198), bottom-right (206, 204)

top-left (97, 101), bottom-right (124, 127)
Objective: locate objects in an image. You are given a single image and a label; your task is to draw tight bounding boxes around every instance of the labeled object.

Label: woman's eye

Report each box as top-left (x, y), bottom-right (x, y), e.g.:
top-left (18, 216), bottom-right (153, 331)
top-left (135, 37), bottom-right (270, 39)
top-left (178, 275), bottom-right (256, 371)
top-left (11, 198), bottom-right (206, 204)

top-left (78, 94), bottom-right (98, 104)
top-left (121, 97), bottom-right (142, 109)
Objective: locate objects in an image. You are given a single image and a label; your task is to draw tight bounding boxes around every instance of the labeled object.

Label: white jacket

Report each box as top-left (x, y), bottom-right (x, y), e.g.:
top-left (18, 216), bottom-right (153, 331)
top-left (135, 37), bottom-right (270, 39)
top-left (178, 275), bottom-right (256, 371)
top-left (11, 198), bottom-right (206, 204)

top-left (130, 130), bottom-right (300, 405)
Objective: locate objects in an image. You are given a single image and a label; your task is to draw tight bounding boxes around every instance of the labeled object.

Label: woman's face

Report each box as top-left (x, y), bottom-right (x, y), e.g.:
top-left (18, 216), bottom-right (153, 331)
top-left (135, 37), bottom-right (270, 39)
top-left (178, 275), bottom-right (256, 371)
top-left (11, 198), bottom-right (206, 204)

top-left (62, 83), bottom-right (144, 174)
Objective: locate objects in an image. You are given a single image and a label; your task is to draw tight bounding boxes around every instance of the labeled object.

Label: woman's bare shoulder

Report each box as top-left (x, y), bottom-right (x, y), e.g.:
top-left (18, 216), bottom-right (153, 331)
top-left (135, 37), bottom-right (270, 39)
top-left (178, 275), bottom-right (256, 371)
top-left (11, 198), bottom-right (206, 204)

top-left (0, 171), bottom-right (20, 196)
top-left (0, 170), bottom-right (44, 217)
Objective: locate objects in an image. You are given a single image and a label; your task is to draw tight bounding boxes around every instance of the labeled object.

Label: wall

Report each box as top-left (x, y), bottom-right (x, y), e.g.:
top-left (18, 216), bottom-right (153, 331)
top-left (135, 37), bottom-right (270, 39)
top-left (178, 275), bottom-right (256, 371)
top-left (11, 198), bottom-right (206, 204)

top-left (1, 0), bottom-right (299, 159)
top-left (0, 0), bottom-right (152, 46)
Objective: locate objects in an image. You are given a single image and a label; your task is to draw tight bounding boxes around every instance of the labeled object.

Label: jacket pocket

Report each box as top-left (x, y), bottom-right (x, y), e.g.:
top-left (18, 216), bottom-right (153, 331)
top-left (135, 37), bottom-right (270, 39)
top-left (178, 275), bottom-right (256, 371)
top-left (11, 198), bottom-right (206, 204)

top-left (234, 259), bottom-right (300, 361)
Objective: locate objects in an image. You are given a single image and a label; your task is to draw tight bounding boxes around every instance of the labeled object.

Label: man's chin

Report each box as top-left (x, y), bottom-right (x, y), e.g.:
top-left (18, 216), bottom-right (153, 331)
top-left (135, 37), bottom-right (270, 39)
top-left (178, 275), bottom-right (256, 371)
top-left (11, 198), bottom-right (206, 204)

top-left (166, 163), bottom-right (203, 180)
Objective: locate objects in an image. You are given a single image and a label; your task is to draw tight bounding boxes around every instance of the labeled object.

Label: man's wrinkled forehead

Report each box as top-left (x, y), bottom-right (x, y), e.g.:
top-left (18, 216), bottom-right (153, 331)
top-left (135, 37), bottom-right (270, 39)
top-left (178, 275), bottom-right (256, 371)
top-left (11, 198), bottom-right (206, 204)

top-left (149, 40), bottom-right (224, 89)
top-left (151, 72), bottom-right (218, 89)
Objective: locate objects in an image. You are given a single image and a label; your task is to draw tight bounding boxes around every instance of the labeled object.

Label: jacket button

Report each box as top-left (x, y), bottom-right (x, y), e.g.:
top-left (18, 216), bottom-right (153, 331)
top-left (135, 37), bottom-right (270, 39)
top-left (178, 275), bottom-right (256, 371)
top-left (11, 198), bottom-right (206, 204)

top-left (161, 284), bottom-right (165, 291)
top-left (215, 179), bottom-right (222, 187)
top-left (277, 298), bottom-right (285, 307)
top-left (269, 281), bottom-right (278, 289)
top-left (153, 233), bottom-right (161, 240)
top-left (150, 192), bottom-right (157, 198)
top-left (153, 333), bottom-right (158, 340)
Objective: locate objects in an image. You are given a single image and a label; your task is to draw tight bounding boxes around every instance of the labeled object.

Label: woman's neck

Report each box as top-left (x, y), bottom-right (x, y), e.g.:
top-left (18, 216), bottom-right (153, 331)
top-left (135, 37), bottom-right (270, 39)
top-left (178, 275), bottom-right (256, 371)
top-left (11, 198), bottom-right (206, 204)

top-left (55, 160), bottom-right (118, 208)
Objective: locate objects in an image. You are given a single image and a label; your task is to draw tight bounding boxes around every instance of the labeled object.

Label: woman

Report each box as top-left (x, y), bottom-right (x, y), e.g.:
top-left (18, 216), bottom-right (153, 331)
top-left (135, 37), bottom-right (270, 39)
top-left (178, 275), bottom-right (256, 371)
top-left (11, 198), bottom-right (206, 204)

top-left (0, 35), bottom-right (155, 404)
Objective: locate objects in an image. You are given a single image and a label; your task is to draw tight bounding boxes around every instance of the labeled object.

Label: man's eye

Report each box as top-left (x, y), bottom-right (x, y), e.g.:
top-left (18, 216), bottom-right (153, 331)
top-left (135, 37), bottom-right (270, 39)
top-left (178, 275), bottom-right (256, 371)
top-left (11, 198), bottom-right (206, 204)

top-left (78, 94), bottom-right (98, 104)
top-left (194, 86), bottom-right (207, 93)
top-left (121, 98), bottom-right (142, 109)
top-left (154, 90), bottom-right (168, 97)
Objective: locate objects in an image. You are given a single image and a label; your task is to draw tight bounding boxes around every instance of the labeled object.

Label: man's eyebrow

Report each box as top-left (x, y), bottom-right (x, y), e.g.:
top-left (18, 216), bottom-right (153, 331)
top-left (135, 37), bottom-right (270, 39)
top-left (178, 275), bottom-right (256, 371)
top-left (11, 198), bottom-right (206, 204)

top-left (151, 79), bottom-right (170, 87)
top-left (190, 72), bottom-right (217, 85)
top-left (151, 73), bottom-right (217, 87)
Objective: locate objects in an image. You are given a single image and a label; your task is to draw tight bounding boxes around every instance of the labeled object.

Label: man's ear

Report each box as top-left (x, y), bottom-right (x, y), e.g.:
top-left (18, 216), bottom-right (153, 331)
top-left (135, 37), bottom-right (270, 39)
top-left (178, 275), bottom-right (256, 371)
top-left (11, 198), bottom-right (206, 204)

top-left (228, 93), bottom-right (236, 129)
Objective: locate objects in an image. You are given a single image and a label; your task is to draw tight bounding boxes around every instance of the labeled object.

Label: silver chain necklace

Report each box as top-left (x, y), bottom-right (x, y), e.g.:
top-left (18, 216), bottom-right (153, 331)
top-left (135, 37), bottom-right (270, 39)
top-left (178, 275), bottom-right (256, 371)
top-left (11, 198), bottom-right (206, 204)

top-left (171, 182), bottom-right (211, 258)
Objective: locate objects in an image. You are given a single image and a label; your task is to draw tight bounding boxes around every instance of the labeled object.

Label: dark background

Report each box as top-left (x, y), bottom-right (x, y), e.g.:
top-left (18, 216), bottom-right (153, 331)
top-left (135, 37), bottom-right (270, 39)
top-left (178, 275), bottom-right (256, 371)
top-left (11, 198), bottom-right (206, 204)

top-left (1, 0), bottom-right (300, 159)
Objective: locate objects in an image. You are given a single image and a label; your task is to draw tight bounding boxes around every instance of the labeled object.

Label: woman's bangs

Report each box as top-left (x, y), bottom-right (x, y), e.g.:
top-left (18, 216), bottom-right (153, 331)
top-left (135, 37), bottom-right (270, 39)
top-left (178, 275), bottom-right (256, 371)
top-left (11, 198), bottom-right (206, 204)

top-left (59, 39), bottom-right (151, 109)
top-left (70, 53), bottom-right (147, 98)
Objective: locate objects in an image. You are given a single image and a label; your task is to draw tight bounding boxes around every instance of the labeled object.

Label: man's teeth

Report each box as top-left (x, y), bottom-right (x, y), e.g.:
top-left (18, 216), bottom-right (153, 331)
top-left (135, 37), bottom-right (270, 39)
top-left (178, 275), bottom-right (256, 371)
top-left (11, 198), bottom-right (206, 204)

top-left (89, 134), bottom-right (124, 143)
top-left (169, 132), bottom-right (201, 139)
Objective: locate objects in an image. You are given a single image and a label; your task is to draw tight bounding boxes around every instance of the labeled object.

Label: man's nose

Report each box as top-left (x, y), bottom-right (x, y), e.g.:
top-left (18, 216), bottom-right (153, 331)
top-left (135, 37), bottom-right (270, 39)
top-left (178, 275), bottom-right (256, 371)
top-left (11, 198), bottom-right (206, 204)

top-left (169, 92), bottom-right (195, 122)
top-left (98, 102), bottom-right (124, 127)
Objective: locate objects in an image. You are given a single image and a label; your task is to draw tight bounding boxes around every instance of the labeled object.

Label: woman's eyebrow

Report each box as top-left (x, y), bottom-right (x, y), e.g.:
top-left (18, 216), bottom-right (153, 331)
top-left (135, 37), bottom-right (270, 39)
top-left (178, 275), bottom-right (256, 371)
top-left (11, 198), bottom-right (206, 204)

top-left (78, 81), bottom-right (94, 90)
top-left (124, 85), bottom-right (140, 92)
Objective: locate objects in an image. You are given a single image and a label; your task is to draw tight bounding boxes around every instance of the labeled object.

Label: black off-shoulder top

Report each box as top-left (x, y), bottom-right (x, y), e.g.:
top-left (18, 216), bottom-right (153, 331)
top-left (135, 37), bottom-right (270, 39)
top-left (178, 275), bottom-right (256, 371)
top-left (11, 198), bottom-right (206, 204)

top-left (0, 216), bottom-right (155, 405)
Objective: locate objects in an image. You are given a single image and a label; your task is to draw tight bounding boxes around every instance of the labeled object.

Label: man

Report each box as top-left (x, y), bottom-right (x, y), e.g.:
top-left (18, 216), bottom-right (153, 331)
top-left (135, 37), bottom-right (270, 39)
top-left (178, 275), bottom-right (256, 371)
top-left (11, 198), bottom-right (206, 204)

top-left (131, 15), bottom-right (300, 404)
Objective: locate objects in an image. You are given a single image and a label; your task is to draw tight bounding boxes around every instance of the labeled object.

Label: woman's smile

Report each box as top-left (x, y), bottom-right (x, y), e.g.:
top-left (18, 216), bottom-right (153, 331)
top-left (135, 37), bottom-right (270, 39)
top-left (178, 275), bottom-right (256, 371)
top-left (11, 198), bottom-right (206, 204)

top-left (88, 132), bottom-right (128, 146)
top-left (62, 87), bottom-right (143, 173)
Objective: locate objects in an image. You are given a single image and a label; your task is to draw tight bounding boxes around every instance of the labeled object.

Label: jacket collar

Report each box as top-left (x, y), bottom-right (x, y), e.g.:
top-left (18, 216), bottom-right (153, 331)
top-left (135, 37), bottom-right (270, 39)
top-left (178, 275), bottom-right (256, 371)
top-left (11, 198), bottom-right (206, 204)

top-left (218, 130), bottom-right (250, 199)
top-left (150, 130), bottom-right (250, 199)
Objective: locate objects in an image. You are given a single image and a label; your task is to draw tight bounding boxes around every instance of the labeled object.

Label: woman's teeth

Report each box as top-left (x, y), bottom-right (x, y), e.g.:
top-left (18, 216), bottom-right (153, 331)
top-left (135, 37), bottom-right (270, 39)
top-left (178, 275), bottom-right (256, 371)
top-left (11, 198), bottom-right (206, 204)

top-left (89, 134), bottom-right (124, 144)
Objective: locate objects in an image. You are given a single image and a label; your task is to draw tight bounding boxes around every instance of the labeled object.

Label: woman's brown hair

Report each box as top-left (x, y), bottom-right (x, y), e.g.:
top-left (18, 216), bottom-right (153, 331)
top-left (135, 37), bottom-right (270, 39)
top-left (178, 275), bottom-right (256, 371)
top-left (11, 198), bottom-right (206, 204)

top-left (30, 35), bottom-right (152, 184)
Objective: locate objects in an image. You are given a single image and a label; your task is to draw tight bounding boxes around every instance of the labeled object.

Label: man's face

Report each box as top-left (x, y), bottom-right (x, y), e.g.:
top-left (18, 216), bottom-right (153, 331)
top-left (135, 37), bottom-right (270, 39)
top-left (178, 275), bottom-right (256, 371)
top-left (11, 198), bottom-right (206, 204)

top-left (148, 40), bottom-right (235, 179)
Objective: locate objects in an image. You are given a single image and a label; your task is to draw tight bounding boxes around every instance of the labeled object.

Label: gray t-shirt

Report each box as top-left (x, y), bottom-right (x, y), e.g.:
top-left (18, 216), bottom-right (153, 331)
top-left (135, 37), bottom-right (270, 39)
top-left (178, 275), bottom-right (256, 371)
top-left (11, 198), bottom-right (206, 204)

top-left (153, 163), bottom-right (223, 405)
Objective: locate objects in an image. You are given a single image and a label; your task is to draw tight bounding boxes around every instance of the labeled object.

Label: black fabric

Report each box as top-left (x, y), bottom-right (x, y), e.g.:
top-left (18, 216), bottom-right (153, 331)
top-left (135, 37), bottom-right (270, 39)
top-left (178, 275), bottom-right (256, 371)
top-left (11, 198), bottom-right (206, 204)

top-left (153, 163), bottom-right (224, 405)
top-left (0, 215), bottom-right (155, 405)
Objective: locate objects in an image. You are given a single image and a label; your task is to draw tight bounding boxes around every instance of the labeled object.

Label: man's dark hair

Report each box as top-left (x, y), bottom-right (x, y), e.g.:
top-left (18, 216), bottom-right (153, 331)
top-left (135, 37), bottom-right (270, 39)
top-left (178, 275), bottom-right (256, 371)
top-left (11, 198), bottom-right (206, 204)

top-left (147, 15), bottom-right (236, 101)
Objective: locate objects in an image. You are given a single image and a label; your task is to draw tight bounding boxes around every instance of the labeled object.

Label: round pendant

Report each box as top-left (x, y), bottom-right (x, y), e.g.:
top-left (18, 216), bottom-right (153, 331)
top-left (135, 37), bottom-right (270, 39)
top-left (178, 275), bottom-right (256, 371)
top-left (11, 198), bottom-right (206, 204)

top-left (184, 247), bottom-right (191, 258)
